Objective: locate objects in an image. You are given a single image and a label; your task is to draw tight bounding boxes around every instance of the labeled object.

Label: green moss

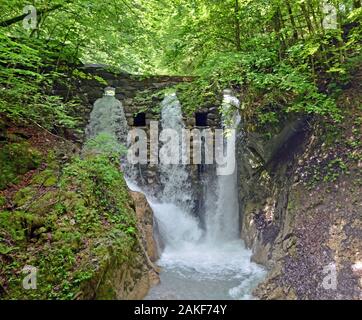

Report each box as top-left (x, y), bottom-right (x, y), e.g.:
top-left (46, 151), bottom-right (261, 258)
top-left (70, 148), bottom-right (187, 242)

top-left (43, 175), bottom-right (58, 187)
top-left (1, 154), bottom-right (139, 300)
top-left (31, 169), bottom-right (56, 185)
top-left (27, 191), bottom-right (58, 216)
top-left (0, 211), bottom-right (23, 238)
top-left (0, 195), bottom-right (6, 207)
top-left (13, 187), bottom-right (37, 207)
top-left (0, 142), bottom-right (42, 190)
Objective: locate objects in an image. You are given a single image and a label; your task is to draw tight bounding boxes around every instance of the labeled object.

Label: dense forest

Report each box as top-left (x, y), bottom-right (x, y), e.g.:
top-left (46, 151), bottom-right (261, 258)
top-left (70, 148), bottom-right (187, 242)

top-left (0, 0), bottom-right (361, 301)
top-left (1, 0), bottom-right (361, 128)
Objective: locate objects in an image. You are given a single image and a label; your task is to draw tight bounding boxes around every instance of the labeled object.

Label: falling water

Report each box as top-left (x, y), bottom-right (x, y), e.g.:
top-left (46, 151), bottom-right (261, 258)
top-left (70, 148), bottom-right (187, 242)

top-left (86, 90), bottom-right (265, 300)
top-left (158, 93), bottom-right (194, 211)
top-left (205, 89), bottom-right (242, 242)
top-left (85, 93), bottom-right (128, 145)
top-left (144, 92), bottom-right (265, 299)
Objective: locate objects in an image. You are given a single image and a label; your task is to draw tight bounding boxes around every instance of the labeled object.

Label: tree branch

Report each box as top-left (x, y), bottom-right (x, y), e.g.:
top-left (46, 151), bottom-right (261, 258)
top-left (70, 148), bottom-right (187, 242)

top-left (0, 4), bottom-right (63, 28)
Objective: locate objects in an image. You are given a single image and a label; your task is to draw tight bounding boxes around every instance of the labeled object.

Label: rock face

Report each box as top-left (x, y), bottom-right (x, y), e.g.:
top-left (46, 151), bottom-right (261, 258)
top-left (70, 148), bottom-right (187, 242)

top-left (0, 122), bottom-right (160, 300)
top-left (237, 116), bottom-right (310, 268)
top-left (129, 191), bottom-right (159, 263)
top-left (81, 191), bottom-right (160, 300)
top-left (80, 240), bottom-right (159, 300)
top-left (238, 74), bottom-right (362, 299)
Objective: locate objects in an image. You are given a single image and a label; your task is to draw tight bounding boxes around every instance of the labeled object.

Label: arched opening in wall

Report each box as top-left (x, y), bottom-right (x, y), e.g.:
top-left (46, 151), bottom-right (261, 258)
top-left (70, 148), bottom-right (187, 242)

top-left (195, 113), bottom-right (208, 127)
top-left (134, 113), bottom-right (146, 127)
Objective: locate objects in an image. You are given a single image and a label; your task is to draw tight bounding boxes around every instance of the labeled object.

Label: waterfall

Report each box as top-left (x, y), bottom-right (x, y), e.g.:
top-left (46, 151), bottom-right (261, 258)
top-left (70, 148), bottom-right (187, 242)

top-left (83, 91), bottom-right (129, 163)
top-left (143, 92), bottom-right (265, 300)
top-left (153, 93), bottom-right (203, 249)
top-left (158, 93), bottom-right (194, 213)
top-left (87, 89), bottom-right (266, 300)
top-left (85, 94), bottom-right (128, 145)
top-left (205, 89), bottom-right (242, 243)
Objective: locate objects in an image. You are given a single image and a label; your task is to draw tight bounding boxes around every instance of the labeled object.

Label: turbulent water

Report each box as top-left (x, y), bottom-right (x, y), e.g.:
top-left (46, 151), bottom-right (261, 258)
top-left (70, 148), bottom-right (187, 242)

top-left (88, 91), bottom-right (265, 300)
top-left (144, 203), bottom-right (265, 300)
top-left (158, 93), bottom-right (193, 211)
top-left (131, 92), bottom-right (265, 300)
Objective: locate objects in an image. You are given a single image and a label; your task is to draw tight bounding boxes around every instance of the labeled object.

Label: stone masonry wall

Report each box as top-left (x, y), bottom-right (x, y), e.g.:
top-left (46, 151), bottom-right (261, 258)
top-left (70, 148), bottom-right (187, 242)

top-left (54, 65), bottom-right (221, 215)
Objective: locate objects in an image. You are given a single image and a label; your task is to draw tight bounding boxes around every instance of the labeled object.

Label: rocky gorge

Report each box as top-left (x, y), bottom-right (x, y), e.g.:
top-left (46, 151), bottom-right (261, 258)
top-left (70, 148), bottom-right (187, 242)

top-left (1, 64), bottom-right (361, 300)
top-left (238, 67), bottom-right (362, 299)
top-left (1, 0), bottom-right (362, 303)
top-left (84, 65), bottom-right (361, 299)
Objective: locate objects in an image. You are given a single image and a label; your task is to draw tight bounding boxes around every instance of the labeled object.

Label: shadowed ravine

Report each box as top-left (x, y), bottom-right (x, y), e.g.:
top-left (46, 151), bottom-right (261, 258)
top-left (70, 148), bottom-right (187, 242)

top-left (1, 1), bottom-right (361, 302)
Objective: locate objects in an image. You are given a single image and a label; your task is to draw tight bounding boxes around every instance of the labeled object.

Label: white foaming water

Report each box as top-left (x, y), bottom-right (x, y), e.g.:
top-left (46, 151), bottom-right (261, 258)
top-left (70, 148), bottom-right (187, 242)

top-left (152, 202), bottom-right (203, 246)
top-left (127, 179), bottom-right (265, 300)
top-left (158, 93), bottom-right (193, 212)
top-left (152, 241), bottom-right (265, 300)
top-left (128, 93), bottom-right (265, 300)
top-left (205, 90), bottom-right (242, 243)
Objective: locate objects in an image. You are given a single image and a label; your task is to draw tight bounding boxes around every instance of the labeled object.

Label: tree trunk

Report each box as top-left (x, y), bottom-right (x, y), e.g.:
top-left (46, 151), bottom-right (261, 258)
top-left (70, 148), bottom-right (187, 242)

top-left (300, 3), bottom-right (314, 35)
top-left (273, 6), bottom-right (286, 55)
top-left (285, 0), bottom-right (299, 41)
top-left (234, 0), bottom-right (241, 51)
top-left (307, 0), bottom-right (320, 33)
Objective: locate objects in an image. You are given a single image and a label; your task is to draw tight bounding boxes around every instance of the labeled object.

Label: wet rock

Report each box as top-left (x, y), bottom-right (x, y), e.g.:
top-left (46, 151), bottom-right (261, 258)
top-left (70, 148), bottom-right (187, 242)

top-left (238, 94), bottom-right (362, 299)
top-left (129, 191), bottom-right (159, 262)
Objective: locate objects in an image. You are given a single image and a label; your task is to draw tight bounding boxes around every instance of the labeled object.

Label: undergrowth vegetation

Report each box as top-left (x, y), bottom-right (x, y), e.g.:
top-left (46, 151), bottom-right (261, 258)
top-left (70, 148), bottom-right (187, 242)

top-left (0, 146), bottom-right (138, 299)
top-left (0, 0), bottom-right (361, 300)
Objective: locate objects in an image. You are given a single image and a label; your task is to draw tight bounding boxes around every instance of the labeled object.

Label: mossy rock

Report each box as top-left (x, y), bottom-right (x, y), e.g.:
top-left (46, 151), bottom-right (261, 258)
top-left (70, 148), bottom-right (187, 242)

top-left (31, 169), bottom-right (58, 187)
top-left (44, 175), bottom-right (58, 187)
top-left (27, 191), bottom-right (58, 216)
top-left (0, 210), bottom-right (26, 242)
top-left (13, 187), bottom-right (37, 207)
top-left (0, 142), bottom-right (42, 190)
top-left (15, 211), bottom-right (46, 231)
top-left (1, 155), bottom-right (143, 300)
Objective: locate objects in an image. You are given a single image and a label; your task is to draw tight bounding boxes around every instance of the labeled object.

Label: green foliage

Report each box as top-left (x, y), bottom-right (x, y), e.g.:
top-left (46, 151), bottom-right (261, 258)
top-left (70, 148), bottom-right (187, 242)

top-left (0, 195), bottom-right (6, 207)
top-left (139, 0), bottom-right (359, 123)
top-left (71, 70), bottom-right (107, 86)
top-left (175, 79), bottom-right (221, 116)
top-left (323, 158), bottom-right (349, 182)
top-left (258, 112), bottom-right (279, 125)
top-left (83, 133), bottom-right (127, 160)
top-left (1, 0), bottom-right (361, 127)
top-left (0, 34), bottom-right (80, 129)
top-left (175, 51), bottom-right (344, 122)
top-left (0, 152), bottom-right (138, 300)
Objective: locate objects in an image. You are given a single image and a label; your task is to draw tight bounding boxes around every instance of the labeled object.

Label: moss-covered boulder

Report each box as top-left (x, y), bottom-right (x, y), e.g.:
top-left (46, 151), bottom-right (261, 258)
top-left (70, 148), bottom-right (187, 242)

top-left (0, 142), bottom-right (42, 190)
top-left (0, 153), bottom-right (158, 300)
